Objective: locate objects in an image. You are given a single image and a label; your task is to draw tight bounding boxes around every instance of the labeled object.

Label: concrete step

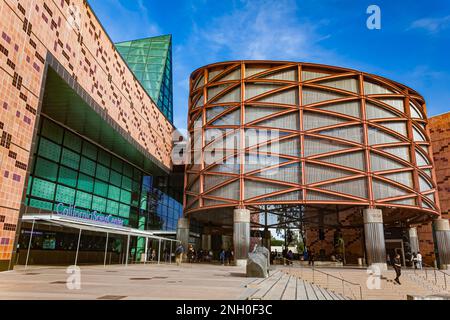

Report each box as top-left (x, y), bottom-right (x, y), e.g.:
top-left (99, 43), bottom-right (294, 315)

top-left (280, 266), bottom-right (438, 300)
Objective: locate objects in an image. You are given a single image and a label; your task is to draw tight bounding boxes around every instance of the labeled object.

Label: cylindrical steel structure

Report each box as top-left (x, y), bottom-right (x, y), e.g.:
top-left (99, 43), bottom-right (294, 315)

top-left (185, 61), bottom-right (440, 225)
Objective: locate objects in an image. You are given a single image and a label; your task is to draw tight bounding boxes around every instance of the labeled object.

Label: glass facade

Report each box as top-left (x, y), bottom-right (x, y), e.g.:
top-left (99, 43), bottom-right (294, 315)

top-left (25, 117), bottom-right (182, 231)
top-left (115, 35), bottom-right (174, 123)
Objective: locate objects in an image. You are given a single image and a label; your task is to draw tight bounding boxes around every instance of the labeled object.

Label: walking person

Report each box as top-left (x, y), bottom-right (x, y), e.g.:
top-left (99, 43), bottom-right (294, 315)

top-left (175, 243), bottom-right (184, 266)
top-left (219, 249), bottom-right (226, 266)
top-left (308, 251), bottom-right (315, 267)
top-left (393, 253), bottom-right (402, 285)
top-left (416, 251), bottom-right (423, 270)
top-left (163, 248), bottom-right (169, 263)
top-left (412, 252), bottom-right (417, 269)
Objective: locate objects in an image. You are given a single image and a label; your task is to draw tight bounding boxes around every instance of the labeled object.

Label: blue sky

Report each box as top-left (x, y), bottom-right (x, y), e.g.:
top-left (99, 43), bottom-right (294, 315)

top-left (89, 0), bottom-right (450, 130)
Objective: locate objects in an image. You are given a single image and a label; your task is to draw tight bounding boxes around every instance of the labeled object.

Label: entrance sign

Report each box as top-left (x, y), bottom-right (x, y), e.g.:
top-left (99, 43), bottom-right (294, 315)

top-left (55, 203), bottom-right (124, 227)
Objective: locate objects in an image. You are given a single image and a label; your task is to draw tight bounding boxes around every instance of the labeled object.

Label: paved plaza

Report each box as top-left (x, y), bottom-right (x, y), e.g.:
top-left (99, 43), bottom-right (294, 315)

top-left (0, 263), bottom-right (448, 300)
top-left (0, 263), bottom-right (254, 300)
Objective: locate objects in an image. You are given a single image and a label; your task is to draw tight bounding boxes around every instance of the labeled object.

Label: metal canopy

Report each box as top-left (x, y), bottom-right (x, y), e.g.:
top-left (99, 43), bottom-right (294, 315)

top-left (21, 214), bottom-right (178, 242)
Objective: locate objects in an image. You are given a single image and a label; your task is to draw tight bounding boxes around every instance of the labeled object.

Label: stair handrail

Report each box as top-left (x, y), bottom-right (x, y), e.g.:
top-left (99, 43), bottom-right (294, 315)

top-left (310, 265), bottom-right (363, 300)
top-left (414, 261), bottom-right (449, 291)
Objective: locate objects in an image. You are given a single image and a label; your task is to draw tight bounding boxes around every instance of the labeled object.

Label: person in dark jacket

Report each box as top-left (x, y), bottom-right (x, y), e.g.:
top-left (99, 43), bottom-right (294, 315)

top-left (393, 253), bottom-right (402, 285)
top-left (308, 251), bottom-right (315, 266)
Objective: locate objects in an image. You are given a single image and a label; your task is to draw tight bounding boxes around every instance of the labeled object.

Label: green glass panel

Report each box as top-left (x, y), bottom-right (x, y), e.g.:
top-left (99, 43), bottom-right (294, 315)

top-left (108, 185), bottom-right (121, 200)
top-left (55, 185), bottom-right (76, 205)
top-left (38, 138), bottom-right (61, 162)
top-left (78, 173), bottom-right (94, 193)
top-left (133, 167), bottom-right (141, 181)
top-left (117, 48), bottom-right (130, 57)
top-left (41, 119), bottom-right (63, 144)
top-left (121, 176), bottom-right (132, 191)
top-left (82, 141), bottom-right (97, 160)
top-left (26, 176), bottom-right (33, 195)
top-left (80, 157), bottom-right (96, 176)
top-left (118, 203), bottom-right (130, 218)
top-left (106, 200), bottom-right (119, 215)
top-left (75, 190), bottom-right (92, 209)
top-left (29, 198), bottom-right (53, 211)
top-left (109, 170), bottom-right (122, 187)
top-left (58, 166), bottom-right (78, 187)
top-left (94, 179), bottom-right (108, 197)
top-left (63, 131), bottom-right (82, 152)
top-left (35, 157), bottom-right (58, 182)
top-left (96, 164), bottom-right (110, 181)
top-left (138, 216), bottom-right (146, 230)
top-left (61, 148), bottom-right (80, 170)
top-left (31, 178), bottom-right (56, 200)
top-left (111, 157), bottom-right (123, 173)
top-left (92, 196), bottom-right (107, 212)
top-left (120, 189), bottom-right (131, 204)
top-left (123, 164), bottom-right (133, 178)
top-left (98, 149), bottom-right (111, 166)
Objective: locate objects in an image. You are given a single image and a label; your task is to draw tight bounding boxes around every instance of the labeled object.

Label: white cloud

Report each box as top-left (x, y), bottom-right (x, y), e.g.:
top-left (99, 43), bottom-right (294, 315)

top-left (190, 0), bottom-right (332, 61)
top-left (409, 15), bottom-right (450, 33)
top-left (171, 0), bottom-right (336, 129)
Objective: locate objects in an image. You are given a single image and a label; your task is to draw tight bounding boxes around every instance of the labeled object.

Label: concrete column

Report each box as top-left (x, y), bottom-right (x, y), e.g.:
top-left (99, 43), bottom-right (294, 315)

top-left (363, 209), bottom-right (387, 271)
top-left (176, 217), bottom-right (190, 258)
top-left (409, 227), bottom-right (419, 255)
top-left (233, 208), bottom-right (250, 267)
top-left (202, 234), bottom-right (211, 250)
top-left (433, 218), bottom-right (450, 270)
top-left (201, 226), bottom-right (212, 250)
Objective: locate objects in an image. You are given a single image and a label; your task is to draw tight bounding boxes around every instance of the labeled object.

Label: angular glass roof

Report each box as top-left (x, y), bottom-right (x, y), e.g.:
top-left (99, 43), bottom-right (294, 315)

top-left (116, 35), bottom-right (173, 123)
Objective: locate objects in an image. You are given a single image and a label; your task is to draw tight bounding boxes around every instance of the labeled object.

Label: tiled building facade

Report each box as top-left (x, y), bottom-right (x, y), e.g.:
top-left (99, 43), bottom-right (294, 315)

top-left (417, 112), bottom-right (450, 264)
top-left (0, 0), bottom-right (174, 271)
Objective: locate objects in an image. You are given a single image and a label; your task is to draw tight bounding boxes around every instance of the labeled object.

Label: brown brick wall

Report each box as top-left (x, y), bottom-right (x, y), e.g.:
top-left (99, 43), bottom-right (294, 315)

top-left (417, 112), bottom-right (450, 265)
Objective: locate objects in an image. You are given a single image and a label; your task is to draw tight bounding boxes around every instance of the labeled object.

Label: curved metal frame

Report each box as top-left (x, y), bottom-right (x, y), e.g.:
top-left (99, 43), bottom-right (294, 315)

top-left (184, 61), bottom-right (440, 221)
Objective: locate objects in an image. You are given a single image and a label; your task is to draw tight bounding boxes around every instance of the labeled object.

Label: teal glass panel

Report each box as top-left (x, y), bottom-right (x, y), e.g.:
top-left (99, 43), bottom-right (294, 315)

top-left (35, 157), bottom-right (58, 182)
top-left (111, 157), bottom-right (123, 173)
top-left (63, 131), bottom-right (82, 152)
top-left (94, 179), bottom-right (109, 197)
top-left (118, 203), bottom-right (131, 218)
top-left (121, 176), bottom-right (132, 191)
top-left (82, 141), bottom-right (97, 160)
top-left (120, 189), bottom-right (131, 204)
top-left (55, 185), bottom-right (76, 205)
top-left (27, 176), bottom-right (33, 195)
top-left (31, 178), bottom-right (56, 200)
top-left (92, 196), bottom-right (107, 212)
top-left (115, 35), bottom-right (173, 123)
top-left (29, 198), bottom-right (53, 211)
top-left (96, 164), bottom-right (110, 181)
top-left (78, 173), bottom-right (94, 193)
top-left (109, 170), bottom-right (122, 187)
top-left (106, 200), bottom-right (119, 215)
top-left (123, 164), bottom-right (133, 178)
top-left (61, 148), bottom-right (80, 170)
top-left (58, 166), bottom-right (78, 187)
top-left (41, 119), bottom-right (63, 144)
top-left (80, 157), bottom-right (96, 176)
top-left (38, 138), bottom-right (61, 162)
top-left (98, 149), bottom-right (111, 166)
top-left (108, 185), bottom-right (121, 200)
top-left (75, 190), bottom-right (92, 209)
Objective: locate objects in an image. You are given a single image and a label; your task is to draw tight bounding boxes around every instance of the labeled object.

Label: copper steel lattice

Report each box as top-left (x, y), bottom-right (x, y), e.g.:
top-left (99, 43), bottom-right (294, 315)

top-left (184, 61), bottom-right (440, 222)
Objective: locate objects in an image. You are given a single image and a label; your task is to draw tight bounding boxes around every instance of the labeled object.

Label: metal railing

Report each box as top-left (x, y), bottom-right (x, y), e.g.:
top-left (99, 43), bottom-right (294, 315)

top-left (311, 265), bottom-right (363, 300)
top-left (282, 258), bottom-right (363, 300)
top-left (413, 262), bottom-right (449, 291)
